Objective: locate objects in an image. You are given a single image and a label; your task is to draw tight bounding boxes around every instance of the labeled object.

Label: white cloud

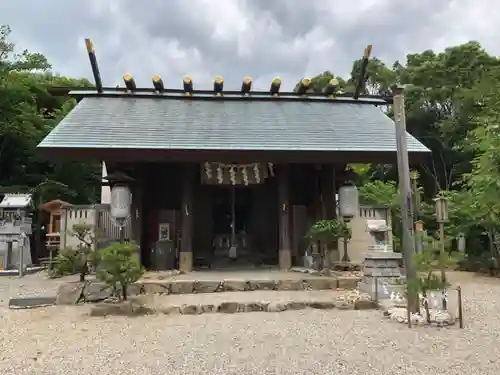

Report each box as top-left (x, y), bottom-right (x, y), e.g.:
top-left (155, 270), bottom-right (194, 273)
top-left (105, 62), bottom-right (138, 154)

top-left (0, 0), bottom-right (498, 91)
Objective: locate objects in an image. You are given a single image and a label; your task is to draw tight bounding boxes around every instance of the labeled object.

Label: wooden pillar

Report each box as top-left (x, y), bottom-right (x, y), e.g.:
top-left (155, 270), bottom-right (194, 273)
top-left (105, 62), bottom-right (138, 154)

top-left (131, 179), bottom-right (143, 261)
top-left (179, 165), bottom-right (195, 272)
top-left (321, 165), bottom-right (336, 219)
top-left (321, 165), bottom-right (338, 265)
top-left (314, 164), bottom-right (324, 221)
top-left (278, 165), bottom-right (292, 270)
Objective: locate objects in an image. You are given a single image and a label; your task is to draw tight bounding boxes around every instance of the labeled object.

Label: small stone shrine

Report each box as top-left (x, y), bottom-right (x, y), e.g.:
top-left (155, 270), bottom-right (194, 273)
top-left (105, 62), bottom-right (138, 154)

top-left (0, 193), bottom-right (33, 270)
top-left (358, 219), bottom-right (403, 299)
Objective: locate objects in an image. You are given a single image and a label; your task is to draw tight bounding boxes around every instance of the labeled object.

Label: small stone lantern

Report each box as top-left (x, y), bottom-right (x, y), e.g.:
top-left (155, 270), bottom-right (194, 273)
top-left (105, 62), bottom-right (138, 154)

top-left (338, 183), bottom-right (359, 262)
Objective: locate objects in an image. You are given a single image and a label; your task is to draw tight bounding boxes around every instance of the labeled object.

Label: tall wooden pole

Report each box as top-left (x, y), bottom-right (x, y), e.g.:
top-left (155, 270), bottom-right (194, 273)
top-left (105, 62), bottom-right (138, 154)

top-left (411, 172), bottom-right (423, 253)
top-left (392, 85), bottom-right (419, 313)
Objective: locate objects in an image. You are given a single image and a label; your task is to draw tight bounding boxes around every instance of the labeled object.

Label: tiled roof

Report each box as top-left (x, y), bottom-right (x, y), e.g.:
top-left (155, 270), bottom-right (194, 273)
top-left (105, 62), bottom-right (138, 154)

top-left (0, 194), bottom-right (32, 208)
top-left (38, 96), bottom-right (430, 153)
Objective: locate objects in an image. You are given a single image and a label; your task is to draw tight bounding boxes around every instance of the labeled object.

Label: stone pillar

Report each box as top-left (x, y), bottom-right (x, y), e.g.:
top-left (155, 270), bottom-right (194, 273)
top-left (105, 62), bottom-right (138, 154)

top-left (179, 166), bottom-right (195, 272)
top-left (358, 251), bottom-right (403, 300)
top-left (278, 165), bottom-right (292, 270)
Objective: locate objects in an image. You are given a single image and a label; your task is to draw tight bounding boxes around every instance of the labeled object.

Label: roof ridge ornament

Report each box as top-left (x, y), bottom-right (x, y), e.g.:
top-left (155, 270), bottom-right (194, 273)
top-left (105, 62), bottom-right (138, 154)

top-left (214, 76), bottom-right (224, 96)
top-left (78, 39), bottom-right (391, 104)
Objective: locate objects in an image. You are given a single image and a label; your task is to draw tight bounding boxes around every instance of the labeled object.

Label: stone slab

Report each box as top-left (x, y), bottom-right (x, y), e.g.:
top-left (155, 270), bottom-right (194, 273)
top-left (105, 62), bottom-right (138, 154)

top-left (364, 251), bottom-right (403, 260)
top-left (89, 300), bottom-right (154, 317)
top-left (56, 281), bottom-right (85, 305)
top-left (0, 266), bottom-right (44, 277)
top-left (9, 296), bottom-right (57, 309)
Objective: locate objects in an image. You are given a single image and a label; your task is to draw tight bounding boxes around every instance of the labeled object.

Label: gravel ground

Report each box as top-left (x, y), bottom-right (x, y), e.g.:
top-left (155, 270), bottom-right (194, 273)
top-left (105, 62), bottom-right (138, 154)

top-left (1, 272), bottom-right (500, 375)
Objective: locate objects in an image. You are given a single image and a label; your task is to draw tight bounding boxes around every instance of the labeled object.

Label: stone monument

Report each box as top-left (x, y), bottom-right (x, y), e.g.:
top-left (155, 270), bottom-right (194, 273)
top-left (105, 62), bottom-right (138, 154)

top-left (358, 219), bottom-right (404, 299)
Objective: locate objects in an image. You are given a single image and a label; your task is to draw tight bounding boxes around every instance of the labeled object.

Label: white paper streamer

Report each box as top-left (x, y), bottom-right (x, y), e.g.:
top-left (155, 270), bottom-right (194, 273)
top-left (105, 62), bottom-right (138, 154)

top-left (253, 163), bottom-right (260, 183)
top-left (216, 165), bottom-right (223, 184)
top-left (229, 166), bottom-right (237, 185)
top-left (205, 162), bottom-right (212, 179)
top-left (242, 167), bottom-right (249, 185)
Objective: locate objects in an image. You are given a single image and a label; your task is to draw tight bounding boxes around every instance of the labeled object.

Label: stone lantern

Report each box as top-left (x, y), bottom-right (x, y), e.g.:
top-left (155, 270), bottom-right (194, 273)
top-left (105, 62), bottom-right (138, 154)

top-left (338, 183), bottom-right (359, 262)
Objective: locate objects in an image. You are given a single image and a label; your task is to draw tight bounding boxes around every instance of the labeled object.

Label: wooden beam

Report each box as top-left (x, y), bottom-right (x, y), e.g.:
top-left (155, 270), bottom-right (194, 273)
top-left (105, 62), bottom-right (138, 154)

top-left (45, 86), bottom-right (393, 104)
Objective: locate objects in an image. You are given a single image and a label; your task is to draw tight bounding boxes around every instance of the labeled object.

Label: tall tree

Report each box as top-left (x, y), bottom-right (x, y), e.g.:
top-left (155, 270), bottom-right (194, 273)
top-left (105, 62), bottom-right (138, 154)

top-left (0, 25), bottom-right (99, 204)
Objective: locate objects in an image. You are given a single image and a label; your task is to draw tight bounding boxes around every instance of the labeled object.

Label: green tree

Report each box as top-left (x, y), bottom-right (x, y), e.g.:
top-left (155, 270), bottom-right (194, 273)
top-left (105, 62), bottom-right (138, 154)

top-left (462, 71), bottom-right (500, 257)
top-left (348, 57), bottom-right (396, 96)
top-left (0, 25), bottom-right (99, 204)
top-left (97, 242), bottom-right (144, 301)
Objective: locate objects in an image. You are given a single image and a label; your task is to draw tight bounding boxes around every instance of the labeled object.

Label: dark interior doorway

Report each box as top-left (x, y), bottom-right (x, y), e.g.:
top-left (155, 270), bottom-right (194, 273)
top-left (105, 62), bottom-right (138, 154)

top-left (211, 186), bottom-right (254, 267)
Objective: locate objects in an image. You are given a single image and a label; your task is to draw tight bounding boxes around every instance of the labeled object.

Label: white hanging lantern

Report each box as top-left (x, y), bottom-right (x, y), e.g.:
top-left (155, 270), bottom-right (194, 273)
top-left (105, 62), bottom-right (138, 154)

top-left (110, 185), bottom-right (131, 220)
top-left (338, 184), bottom-right (359, 219)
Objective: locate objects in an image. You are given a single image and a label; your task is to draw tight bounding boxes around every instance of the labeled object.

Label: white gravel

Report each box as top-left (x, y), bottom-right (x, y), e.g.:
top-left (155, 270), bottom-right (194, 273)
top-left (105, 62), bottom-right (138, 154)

top-left (1, 272), bottom-right (500, 375)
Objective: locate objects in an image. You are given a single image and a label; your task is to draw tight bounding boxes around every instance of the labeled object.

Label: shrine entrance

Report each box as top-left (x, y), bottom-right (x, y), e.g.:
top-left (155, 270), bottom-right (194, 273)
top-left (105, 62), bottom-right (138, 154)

top-left (202, 162), bottom-right (276, 268)
top-left (211, 186), bottom-right (254, 268)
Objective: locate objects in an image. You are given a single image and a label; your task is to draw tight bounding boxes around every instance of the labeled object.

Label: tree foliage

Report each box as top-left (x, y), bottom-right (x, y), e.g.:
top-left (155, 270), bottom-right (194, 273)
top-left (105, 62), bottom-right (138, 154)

top-left (0, 24), bottom-right (99, 204)
top-left (298, 41), bottom-right (500, 256)
top-left (97, 242), bottom-right (144, 301)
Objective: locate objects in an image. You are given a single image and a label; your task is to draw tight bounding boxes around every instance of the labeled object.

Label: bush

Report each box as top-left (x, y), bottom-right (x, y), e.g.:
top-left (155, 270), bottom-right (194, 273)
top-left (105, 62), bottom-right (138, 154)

top-left (48, 248), bottom-right (80, 278)
top-left (306, 219), bottom-right (351, 244)
top-left (96, 242), bottom-right (144, 301)
top-left (48, 247), bottom-right (99, 280)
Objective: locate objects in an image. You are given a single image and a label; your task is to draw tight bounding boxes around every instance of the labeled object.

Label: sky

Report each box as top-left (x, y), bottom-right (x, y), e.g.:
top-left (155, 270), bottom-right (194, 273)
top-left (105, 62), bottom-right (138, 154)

top-left (1, 0), bottom-right (499, 91)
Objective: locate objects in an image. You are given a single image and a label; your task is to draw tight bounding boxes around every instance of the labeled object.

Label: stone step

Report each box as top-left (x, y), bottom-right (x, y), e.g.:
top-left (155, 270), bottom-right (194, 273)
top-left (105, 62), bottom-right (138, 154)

top-left (56, 276), bottom-right (361, 305)
top-left (137, 276), bottom-right (360, 295)
top-left (89, 290), bottom-right (377, 317)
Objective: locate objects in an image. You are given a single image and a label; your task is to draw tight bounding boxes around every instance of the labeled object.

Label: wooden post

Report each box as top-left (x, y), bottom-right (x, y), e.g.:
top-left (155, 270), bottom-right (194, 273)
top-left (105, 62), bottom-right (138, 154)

top-left (130, 171), bottom-right (144, 263)
top-left (179, 166), bottom-right (195, 272)
top-left (278, 165), bottom-right (292, 270)
top-left (392, 85), bottom-right (419, 314)
top-left (457, 286), bottom-right (464, 328)
top-left (320, 165), bottom-right (337, 267)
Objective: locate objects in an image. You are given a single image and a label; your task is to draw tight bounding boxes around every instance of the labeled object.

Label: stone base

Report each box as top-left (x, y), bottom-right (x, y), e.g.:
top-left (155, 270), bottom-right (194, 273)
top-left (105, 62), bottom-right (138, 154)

top-left (360, 251), bottom-right (404, 300)
top-left (179, 252), bottom-right (193, 273)
top-left (279, 249), bottom-right (292, 270)
top-left (358, 276), bottom-right (405, 300)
